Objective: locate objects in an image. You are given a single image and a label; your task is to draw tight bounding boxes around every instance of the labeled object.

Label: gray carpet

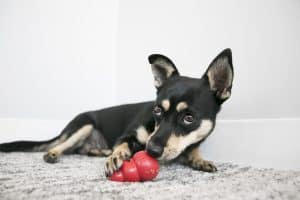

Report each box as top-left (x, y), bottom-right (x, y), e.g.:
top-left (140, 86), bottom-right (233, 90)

top-left (0, 153), bottom-right (299, 200)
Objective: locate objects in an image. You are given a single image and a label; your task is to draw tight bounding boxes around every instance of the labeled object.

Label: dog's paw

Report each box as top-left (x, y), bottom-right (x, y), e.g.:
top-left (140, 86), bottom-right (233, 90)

top-left (191, 159), bottom-right (217, 172)
top-left (101, 149), bottom-right (113, 156)
top-left (104, 148), bottom-right (131, 177)
top-left (43, 150), bottom-right (59, 163)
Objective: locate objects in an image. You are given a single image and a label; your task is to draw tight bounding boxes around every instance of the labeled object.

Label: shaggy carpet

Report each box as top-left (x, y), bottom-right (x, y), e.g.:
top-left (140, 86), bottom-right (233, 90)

top-left (0, 152), bottom-right (299, 200)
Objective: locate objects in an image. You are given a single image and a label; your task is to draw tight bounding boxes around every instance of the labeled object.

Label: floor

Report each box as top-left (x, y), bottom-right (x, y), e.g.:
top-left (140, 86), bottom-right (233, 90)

top-left (0, 152), bottom-right (299, 200)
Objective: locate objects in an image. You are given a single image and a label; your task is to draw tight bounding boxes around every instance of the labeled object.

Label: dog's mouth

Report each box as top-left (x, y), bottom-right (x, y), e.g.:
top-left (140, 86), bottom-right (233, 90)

top-left (146, 142), bottom-right (181, 161)
top-left (157, 148), bottom-right (181, 161)
top-left (146, 133), bottom-right (183, 161)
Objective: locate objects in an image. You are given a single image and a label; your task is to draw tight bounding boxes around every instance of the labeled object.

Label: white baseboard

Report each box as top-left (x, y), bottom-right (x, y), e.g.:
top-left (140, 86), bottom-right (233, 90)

top-left (0, 118), bottom-right (299, 170)
top-left (201, 118), bottom-right (300, 170)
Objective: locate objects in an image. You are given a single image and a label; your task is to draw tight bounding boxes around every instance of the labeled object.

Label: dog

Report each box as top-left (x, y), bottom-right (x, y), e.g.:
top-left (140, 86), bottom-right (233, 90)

top-left (0, 48), bottom-right (234, 176)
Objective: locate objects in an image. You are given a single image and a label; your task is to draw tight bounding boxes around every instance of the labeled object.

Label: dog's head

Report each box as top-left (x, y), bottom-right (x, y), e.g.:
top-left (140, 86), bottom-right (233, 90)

top-left (146, 49), bottom-right (234, 161)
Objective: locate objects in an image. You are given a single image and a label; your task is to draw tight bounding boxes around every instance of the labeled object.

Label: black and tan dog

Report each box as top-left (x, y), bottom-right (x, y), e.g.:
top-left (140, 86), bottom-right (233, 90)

top-left (0, 49), bottom-right (234, 176)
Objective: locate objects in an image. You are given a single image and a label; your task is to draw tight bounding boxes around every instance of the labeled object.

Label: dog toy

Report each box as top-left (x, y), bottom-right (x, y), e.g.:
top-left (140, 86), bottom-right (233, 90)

top-left (109, 151), bottom-right (159, 182)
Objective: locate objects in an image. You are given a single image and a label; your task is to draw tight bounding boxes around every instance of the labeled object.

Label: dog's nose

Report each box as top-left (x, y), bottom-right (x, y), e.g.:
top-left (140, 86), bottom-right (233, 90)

top-left (146, 142), bottom-right (163, 158)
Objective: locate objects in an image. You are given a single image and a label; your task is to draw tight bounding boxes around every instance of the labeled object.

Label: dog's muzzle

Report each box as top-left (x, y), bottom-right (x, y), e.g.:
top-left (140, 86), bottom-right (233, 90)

top-left (146, 141), bottom-right (163, 158)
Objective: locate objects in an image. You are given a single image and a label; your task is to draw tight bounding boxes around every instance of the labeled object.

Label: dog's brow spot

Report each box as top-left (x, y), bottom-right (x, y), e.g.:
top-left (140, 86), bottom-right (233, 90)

top-left (176, 102), bottom-right (188, 112)
top-left (161, 99), bottom-right (170, 111)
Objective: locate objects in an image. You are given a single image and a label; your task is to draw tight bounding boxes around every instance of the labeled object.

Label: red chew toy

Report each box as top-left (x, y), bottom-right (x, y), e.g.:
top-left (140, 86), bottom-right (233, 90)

top-left (109, 151), bottom-right (159, 182)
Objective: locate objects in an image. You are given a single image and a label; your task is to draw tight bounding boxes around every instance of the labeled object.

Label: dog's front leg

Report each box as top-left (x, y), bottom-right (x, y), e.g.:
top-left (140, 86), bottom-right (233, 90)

top-left (104, 132), bottom-right (146, 177)
top-left (104, 141), bottom-right (132, 177)
top-left (104, 107), bottom-right (154, 177)
top-left (179, 146), bottom-right (217, 172)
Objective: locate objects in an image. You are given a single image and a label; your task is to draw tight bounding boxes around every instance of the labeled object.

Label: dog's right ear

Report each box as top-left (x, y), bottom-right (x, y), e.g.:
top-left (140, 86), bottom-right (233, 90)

top-left (148, 54), bottom-right (179, 89)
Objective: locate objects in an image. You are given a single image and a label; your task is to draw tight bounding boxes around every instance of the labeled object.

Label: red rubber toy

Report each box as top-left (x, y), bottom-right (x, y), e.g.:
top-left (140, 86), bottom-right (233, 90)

top-left (109, 151), bottom-right (159, 182)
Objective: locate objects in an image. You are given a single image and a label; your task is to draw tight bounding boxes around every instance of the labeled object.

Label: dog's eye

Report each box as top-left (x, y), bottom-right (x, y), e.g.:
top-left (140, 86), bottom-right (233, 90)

top-left (183, 114), bottom-right (194, 125)
top-left (153, 106), bottom-right (162, 116)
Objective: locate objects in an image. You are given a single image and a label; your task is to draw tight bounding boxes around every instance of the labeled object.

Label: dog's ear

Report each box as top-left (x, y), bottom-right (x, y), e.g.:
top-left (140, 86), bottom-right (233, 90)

top-left (204, 48), bottom-right (234, 102)
top-left (148, 54), bottom-right (179, 89)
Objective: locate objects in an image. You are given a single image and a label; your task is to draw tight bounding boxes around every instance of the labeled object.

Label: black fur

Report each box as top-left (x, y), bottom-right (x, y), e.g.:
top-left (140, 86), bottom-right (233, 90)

top-left (0, 139), bottom-right (58, 152)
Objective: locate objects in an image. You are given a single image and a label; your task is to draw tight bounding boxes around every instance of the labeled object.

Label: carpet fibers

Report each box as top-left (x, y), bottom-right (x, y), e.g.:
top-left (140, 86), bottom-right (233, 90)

top-left (0, 153), bottom-right (299, 200)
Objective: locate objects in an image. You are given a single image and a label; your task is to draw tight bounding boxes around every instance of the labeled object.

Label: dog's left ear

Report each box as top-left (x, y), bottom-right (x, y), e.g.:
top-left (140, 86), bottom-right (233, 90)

top-left (204, 48), bottom-right (234, 102)
top-left (148, 54), bottom-right (179, 89)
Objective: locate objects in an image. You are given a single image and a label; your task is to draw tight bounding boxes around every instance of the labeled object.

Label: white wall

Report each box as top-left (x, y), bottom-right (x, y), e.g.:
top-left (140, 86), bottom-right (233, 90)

top-left (114, 0), bottom-right (300, 169)
top-left (116, 0), bottom-right (300, 120)
top-left (1, 0), bottom-right (299, 122)
top-left (0, 0), bottom-right (118, 120)
top-left (0, 0), bottom-right (300, 169)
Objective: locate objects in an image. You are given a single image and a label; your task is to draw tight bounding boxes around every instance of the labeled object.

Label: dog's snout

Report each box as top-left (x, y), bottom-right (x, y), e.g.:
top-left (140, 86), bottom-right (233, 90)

top-left (146, 142), bottom-right (163, 158)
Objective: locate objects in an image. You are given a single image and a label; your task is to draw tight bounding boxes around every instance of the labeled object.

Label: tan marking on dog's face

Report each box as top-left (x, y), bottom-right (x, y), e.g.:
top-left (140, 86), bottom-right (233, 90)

top-left (159, 120), bottom-right (213, 161)
top-left (176, 101), bottom-right (188, 112)
top-left (136, 126), bottom-right (149, 144)
top-left (146, 125), bottom-right (159, 146)
top-left (161, 99), bottom-right (170, 111)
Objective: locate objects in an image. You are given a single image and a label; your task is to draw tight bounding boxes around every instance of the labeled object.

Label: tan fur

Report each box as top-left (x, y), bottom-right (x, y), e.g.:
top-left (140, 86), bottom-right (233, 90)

top-left (207, 57), bottom-right (233, 99)
top-left (159, 120), bottom-right (213, 160)
top-left (113, 142), bottom-right (129, 152)
top-left (33, 134), bottom-right (68, 152)
top-left (136, 126), bottom-right (149, 144)
top-left (176, 101), bottom-right (188, 112)
top-left (146, 125), bottom-right (159, 145)
top-left (187, 147), bottom-right (203, 162)
top-left (47, 124), bottom-right (93, 156)
top-left (154, 58), bottom-right (175, 77)
top-left (88, 148), bottom-right (112, 157)
top-left (185, 147), bottom-right (217, 172)
top-left (161, 99), bottom-right (170, 111)
top-left (105, 142), bottom-right (131, 176)
top-left (151, 58), bottom-right (175, 88)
